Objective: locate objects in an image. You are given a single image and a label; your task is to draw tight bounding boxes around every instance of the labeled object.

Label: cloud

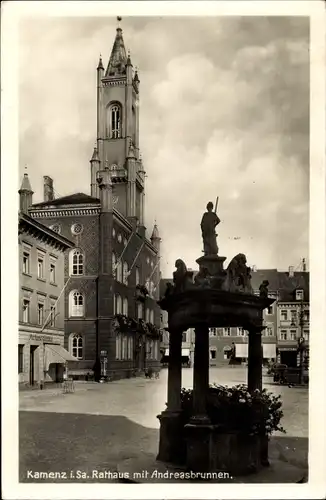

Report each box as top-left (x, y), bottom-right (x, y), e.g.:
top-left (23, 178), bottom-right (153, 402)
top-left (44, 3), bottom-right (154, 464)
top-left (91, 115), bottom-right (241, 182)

top-left (18, 16), bottom-right (309, 276)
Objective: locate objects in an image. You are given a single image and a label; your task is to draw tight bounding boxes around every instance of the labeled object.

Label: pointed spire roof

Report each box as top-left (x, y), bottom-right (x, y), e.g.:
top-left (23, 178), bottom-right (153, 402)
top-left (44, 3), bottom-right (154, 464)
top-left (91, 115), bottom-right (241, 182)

top-left (19, 173), bottom-right (33, 193)
top-left (90, 146), bottom-right (100, 162)
top-left (151, 223), bottom-right (160, 240)
top-left (105, 20), bottom-right (128, 77)
top-left (97, 55), bottom-right (104, 71)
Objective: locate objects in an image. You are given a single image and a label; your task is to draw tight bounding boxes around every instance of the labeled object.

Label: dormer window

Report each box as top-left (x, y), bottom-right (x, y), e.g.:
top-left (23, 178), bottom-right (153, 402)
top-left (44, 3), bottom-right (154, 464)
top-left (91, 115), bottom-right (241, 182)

top-left (296, 289), bottom-right (304, 301)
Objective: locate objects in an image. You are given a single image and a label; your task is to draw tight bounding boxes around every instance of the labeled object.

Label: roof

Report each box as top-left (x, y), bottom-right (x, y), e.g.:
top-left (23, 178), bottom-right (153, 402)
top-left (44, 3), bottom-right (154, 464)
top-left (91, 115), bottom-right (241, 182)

top-left (151, 224), bottom-right (160, 240)
top-left (19, 212), bottom-right (74, 250)
top-left (160, 269), bottom-right (309, 301)
top-left (31, 192), bottom-right (100, 208)
top-left (251, 269), bottom-right (309, 301)
top-left (19, 173), bottom-right (33, 193)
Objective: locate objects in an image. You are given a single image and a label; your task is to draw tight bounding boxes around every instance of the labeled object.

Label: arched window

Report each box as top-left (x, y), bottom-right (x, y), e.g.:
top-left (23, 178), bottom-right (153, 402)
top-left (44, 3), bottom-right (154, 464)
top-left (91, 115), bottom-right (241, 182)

top-left (116, 294), bottom-right (122, 314)
top-left (71, 334), bottom-right (83, 359)
top-left (149, 310), bottom-right (154, 324)
top-left (70, 249), bottom-right (84, 276)
top-left (69, 291), bottom-right (84, 317)
top-left (145, 308), bottom-right (150, 323)
top-left (123, 297), bottom-right (128, 316)
top-left (123, 261), bottom-right (129, 285)
top-left (107, 104), bottom-right (121, 139)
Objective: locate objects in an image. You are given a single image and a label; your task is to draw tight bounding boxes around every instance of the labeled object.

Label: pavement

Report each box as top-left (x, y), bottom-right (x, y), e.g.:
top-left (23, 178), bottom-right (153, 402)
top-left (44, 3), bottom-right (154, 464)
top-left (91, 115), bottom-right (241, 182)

top-left (19, 366), bottom-right (308, 483)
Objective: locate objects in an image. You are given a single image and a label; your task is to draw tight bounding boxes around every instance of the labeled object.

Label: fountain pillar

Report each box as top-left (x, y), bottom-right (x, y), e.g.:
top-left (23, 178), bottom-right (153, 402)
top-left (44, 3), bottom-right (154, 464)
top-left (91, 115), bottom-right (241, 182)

top-left (247, 326), bottom-right (263, 392)
top-left (185, 323), bottom-right (212, 472)
top-left (192, 324), bottom-right (210, 423)
top-left (157, 328), bottom-right (184, 464)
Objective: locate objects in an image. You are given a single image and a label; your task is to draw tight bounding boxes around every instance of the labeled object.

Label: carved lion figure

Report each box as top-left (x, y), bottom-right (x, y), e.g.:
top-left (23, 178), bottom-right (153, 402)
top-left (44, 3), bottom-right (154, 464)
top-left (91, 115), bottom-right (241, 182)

top-left (225, 253), bottom-right (253, 293)
top-left (173, 259), bottom-right (193, 293)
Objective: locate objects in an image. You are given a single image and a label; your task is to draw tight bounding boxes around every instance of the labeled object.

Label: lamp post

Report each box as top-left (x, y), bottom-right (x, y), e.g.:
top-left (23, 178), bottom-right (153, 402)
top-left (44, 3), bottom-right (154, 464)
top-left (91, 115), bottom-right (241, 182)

top-left (291, 300), bottom-right (305, 385)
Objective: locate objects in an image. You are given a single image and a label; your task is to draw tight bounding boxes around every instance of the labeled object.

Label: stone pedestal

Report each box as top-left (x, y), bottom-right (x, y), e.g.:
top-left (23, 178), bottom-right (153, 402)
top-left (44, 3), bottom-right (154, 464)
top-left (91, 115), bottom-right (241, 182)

top-left (185, 423), bottom-right (213, 472)
top-left (196, 255), bottom-right (226, 288)
top-left (157, 410), bottom-right (186, 465)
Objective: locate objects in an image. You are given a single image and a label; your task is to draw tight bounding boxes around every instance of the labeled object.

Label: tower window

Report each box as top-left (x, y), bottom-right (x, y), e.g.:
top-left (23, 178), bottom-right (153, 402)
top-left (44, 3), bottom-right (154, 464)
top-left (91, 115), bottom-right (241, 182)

top-left (108, 104), bottom-right (121, 139)
top-left (69, 291), bottom-right (84, 317)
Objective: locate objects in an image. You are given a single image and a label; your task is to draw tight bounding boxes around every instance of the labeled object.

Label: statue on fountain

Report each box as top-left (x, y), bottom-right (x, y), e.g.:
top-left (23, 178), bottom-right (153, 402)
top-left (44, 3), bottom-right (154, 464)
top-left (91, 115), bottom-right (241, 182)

top-left (201, 201), bottom-right (220, 256)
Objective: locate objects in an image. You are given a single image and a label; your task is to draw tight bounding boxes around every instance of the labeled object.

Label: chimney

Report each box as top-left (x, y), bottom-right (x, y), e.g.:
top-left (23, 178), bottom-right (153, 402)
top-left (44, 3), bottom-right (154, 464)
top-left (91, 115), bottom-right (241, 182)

top-left (43, 176), bottom-right (54, 202)
top-left (302, 258), bottom-right (307, 272)
top-left (289, 266), bottom-right (294, 278)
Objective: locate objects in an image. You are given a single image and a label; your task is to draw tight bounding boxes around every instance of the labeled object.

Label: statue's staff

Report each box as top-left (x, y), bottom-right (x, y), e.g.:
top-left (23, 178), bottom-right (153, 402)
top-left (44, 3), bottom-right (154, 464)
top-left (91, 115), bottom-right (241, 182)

top-left (214, 196), bottom-right (219, 214)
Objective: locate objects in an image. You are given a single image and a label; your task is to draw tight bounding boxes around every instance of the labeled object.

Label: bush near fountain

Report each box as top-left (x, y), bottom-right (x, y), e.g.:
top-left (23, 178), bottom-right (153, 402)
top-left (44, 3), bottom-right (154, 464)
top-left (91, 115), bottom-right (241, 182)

top-left (178, 384), bottom-right (286, 475)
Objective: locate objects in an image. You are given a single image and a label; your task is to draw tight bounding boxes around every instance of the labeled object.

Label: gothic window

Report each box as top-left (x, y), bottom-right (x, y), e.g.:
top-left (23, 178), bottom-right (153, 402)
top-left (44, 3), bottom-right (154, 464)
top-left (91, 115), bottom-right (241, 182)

top-left (115, 294), bottom-right (122, 314)
top-left (116, 260), bottom-right (123, 282)
top-left (108, 104), bottom-right (121, 139)
top-left (116, 333), bottom-right (122, 360)
top-left (137, 303), bottom-right (143, 319)
top-left (69, 291), bottom-right (84, 317)
top-left (149, 310), bottom-right (154, 324)
top-left (136, 268), bottom-right (140, 286)
top-left (70, 249), bottom-right (84, 276)
top-left (71, 334), bottom-right (83, 359)
top-left (123, 297), bottom-right (128, 316)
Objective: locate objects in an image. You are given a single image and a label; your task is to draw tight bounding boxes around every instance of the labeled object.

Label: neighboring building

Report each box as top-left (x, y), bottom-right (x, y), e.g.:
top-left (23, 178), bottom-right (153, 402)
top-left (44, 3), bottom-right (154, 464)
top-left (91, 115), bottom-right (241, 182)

top-left (159, 265), bottom-right (309, 367)
top-left (24, 24), bottom-right (162, 379)
top-left (19, 205), bottom-right (75, 386)
top-left (276, 266), bottom-right (309, 367)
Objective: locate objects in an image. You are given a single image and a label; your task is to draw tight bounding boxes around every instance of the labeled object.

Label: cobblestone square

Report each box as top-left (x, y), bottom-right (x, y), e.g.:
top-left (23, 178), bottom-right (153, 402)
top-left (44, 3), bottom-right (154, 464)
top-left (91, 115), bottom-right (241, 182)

top-left (19, 366), bottom-right (308, 482)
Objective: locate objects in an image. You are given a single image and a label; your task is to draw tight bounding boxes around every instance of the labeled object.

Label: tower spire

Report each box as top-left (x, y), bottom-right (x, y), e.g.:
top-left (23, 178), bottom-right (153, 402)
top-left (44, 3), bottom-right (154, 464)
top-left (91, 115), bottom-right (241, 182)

top-left (19, 170), bottom-right (34, 213)
top-left (105, 17), bottom-right (127, 77)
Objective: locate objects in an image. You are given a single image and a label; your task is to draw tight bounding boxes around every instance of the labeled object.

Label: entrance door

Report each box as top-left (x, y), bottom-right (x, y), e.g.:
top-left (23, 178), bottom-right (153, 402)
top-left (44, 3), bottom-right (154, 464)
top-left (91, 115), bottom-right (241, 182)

top-left (29, 346), bottom-right (37, 385)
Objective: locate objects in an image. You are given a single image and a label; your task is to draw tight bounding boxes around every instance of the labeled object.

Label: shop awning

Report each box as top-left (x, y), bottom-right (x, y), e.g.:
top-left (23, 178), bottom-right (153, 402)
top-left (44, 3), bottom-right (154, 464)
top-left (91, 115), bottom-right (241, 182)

top-left (263, 344), bottom-right (276, 359)
top-left (235, 344), bottom-right (248, 358)
top-left (44, 344), bottom-right (78, 371)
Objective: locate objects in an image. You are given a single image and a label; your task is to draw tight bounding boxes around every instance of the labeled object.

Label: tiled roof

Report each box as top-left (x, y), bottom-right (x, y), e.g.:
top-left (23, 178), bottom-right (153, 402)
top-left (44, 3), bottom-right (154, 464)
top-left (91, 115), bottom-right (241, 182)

top-left (31, 193), bottom-right (100, 208)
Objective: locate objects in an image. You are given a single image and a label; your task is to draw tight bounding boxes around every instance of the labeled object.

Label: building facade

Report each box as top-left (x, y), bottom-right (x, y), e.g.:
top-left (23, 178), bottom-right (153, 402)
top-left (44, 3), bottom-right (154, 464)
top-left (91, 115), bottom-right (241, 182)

top-left (18, 208), bottom-right (75, 386)
top-left (160, 265), bottom-right (309, 367)
top-left (24, 24), bottom-right (162, 379)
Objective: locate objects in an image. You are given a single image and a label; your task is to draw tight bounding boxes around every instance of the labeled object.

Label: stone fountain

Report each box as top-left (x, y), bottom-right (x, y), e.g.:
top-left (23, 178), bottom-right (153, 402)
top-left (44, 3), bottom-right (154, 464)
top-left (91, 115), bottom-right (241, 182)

top-left (156, 201), bottom-right (275, 475)
top-left (118, 202), bottom-right (307, 483)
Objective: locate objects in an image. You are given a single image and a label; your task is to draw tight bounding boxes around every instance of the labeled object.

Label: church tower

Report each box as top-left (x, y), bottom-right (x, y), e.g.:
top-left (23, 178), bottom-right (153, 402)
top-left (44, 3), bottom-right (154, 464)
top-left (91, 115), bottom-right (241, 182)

top-left (91, 19), bottom-right (145, 227)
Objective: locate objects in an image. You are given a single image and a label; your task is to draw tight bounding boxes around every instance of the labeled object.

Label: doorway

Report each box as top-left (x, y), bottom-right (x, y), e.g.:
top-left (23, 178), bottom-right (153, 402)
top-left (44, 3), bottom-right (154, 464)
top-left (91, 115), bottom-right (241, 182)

top-left (29, 345), bottom-right (37, 385)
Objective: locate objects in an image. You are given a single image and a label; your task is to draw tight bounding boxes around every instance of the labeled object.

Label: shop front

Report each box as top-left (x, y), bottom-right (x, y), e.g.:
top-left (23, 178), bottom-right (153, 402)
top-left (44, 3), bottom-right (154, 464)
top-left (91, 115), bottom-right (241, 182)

top-left (235, 343), bottom-right (276, 363)
top-left (18, 329), bottom-right (77, 386)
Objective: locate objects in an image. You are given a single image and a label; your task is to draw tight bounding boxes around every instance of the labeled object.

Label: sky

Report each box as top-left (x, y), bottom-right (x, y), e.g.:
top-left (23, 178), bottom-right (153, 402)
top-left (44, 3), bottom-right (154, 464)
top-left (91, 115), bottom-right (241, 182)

top-left (18, 15), bottom-right (310, 277)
